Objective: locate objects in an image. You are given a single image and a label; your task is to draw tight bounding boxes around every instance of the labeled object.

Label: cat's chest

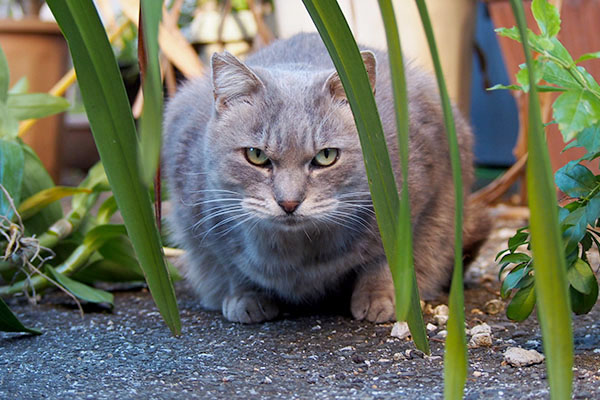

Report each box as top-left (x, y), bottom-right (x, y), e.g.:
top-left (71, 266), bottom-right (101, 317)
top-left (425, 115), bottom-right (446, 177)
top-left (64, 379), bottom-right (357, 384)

top-left (230, 227), bottom-right (378, 300)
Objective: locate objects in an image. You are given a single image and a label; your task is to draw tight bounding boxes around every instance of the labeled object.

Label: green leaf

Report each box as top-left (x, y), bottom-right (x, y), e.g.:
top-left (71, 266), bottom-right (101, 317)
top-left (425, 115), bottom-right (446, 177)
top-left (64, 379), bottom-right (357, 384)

top-left (575, 51), bottom-right (600, 64)
top-left (553, 89), bottom-right (600, 141)
top-left (532, 0), bottom-right (561, 37)
top-left (19, 143), bottom-right (63, 236)
top-left (0, 45), bottom-right (9, 104)
top-left (562, 207), bottom-right (587, 253)
top-left (570, 280), bottom-right (598, 314)
top-left (0, 297), bottom-right (41, 335)
top-left (0, 138), bottom-right (24, 220)
top-left (46, 265), bottom-right (114, 305)
top-left (412, 1), bottom-right (466, 397)
top-left (516, 61), bottom-right (545, 92)
top-left (138, 1), bottom-right (164, 186)
top-left (510, 0), bottom-right (572, 398)
top-left (508, 231), bottom-right (529, 252)
top-left (487, 83), bottom-right (522, 91)
top-left (506, 283), bottom-right (536, 321)
top-left (555, 161), bottom-right (596, 197)
top-left (499, 252), bottom-right (531, 265)
top-left (0, 102), bottom-right (19, 138)
top-left (377, 0), bottom-right (416, 325)
top-left (47, 0), bottom-right (180, 335)
top-left (542, 62), bottom-right (581, 90)
top-left (8, 77), bottom-right (28, 95)
top-left (563, 123), bottom-right (600, 153)
top-left (18, 186), bottom-right (91, 220)
top-left (501, 263), bottom-right (529, 298)
top-left (495, 26), bottom-right (521, 41)
top-left (301, 0), bottom-right (429, 351)
top-left (7, 93), bottom-right (70, 121)
top-left (567, 258), bottom-right (596, 295)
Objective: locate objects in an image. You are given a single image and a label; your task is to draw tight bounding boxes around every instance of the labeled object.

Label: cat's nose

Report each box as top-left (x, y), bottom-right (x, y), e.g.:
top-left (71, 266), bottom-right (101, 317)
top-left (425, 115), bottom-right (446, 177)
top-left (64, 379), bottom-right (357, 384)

top-left (278, 200), bottom-right (301, 214)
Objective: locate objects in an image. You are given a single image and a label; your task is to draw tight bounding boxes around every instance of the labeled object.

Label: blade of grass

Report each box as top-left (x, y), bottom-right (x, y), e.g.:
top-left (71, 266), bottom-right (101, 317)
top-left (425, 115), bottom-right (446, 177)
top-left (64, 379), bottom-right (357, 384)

top-left (376, 0), bottom-right (428, 351)
top-left (509, 1), bottom-right (573, 398)
top-left (46, 0), bottom-right (180, 335)
top-left (413, 1), bottom-right (466, 398)
top-left (138, 1), bottom-right (163, 187)
top-left (301, 0), bottom-right (429, 353)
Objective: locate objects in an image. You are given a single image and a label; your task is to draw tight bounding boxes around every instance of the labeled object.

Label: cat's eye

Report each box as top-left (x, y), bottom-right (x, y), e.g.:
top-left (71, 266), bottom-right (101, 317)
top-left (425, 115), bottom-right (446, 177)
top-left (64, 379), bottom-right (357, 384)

top-left (312, 148), bottom-right (339, 167)
top-left (245, 147), bottom-right (270, 166)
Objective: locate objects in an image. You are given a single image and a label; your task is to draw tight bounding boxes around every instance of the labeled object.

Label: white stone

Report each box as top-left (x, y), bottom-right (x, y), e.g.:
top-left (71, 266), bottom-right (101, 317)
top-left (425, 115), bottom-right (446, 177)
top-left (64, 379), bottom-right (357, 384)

top-left (504, 347), bottom-right (545, 367)
top-left (433, 304), bottom-right (449, 316)
top-left (437, 330), bottom-right (448, 339)
top-left (469, 332), bottom-right (493, 348)
top-left (469, 323), bottom-right (492, 336)
top-left (391, 321), bottom-right (411, 339)
top-left (426, 323), bottom-right (437, 332)
top-left (473, 371), bottom-right (482, 378)
top-left (433, 314), bottom-right (448, 326)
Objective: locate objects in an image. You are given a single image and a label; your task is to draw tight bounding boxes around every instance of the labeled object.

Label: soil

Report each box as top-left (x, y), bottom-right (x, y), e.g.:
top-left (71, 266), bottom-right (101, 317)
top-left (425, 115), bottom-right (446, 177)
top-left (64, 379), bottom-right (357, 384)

top-left (1, 206), bottom-right (599, 399)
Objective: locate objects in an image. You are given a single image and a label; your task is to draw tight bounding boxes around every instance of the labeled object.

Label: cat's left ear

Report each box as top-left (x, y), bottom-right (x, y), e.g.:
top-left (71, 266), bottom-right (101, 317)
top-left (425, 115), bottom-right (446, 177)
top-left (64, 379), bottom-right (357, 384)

top-left (211, 51), bottom-right (264, 113)
top-left (323, 50), bottom-right (376, 102)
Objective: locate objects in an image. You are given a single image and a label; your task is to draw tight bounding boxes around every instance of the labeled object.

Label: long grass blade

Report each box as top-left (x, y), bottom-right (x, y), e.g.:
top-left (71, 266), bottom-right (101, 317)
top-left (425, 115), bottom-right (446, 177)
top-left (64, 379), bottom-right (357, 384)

top-left (376, 0), bottom-right (428, 351)
top-left (301, 0), bottom-right (429, 353)
top-left (413, 1), bottom-right (466, 398)
top-left (138, 1), bottom-right (163, 187)
top-left (46, 0), bottom-right (180, 335)
top-left (509, 1), bottom-right (573, 398)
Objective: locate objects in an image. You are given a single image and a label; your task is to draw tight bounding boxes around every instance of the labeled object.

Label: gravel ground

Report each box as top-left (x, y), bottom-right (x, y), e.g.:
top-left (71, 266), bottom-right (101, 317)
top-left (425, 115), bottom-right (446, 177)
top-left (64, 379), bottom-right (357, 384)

top-left (1, 206), bottom-right (599, 399)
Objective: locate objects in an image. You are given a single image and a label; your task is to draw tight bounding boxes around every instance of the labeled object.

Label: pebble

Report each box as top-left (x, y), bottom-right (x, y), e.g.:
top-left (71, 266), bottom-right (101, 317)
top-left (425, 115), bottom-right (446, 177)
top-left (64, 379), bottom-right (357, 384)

top-left (473, 371), bottom-right (482, 378)
top-left (433, 304), bottom-right (449, 316)
top-left (390, 322), bottom-right (411, 339)
top-left (504, 347), bottom-right (545, 367)
top-left (436, 330), bottom-right (448, 339)
top-left (469, 333), bottom-right (493, 348)
top-left (426, 323), bottom-right (437, 332)
top-left (433, 314), bottom-right (448, 326)
top-left (469, 323), bottom-right (491, 336)
top-left (484, 299), bottom-right (504, 315)
top-left (263, 376), bottom-right (273, 384)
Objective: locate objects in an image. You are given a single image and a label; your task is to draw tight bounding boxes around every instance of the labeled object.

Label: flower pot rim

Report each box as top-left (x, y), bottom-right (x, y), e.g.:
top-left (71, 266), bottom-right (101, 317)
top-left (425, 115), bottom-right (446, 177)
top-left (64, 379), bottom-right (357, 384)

top-left (0, 19), bottom-right (62, 35)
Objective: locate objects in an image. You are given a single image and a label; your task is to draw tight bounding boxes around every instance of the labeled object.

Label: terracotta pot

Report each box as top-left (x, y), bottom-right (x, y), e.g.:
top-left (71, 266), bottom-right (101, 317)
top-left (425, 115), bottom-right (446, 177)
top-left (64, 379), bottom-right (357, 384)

top-left (0, 19), bottom-right (69, 182)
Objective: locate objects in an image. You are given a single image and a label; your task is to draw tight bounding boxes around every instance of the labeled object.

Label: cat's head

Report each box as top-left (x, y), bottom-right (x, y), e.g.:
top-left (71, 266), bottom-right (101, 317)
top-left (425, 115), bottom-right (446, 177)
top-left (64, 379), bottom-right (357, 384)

top-left (200, 50), bottom-right (376, 232)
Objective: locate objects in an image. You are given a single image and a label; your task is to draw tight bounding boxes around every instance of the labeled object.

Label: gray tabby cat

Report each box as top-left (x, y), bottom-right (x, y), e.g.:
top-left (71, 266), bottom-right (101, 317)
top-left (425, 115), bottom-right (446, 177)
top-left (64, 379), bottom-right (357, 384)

top-left (163, 33), bottom-right (489, 324)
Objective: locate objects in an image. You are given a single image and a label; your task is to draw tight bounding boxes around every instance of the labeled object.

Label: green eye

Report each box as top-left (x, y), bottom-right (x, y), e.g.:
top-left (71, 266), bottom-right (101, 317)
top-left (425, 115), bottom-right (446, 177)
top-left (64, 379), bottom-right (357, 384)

top-left (245, 147), bottom-right (270, 166)
top-left (313, 148), bottom-right (339, 167)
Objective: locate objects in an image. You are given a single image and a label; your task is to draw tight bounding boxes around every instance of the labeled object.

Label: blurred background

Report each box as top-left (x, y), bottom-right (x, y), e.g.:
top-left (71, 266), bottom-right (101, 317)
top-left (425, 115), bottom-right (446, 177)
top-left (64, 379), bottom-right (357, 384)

top-left (1, 0), bottom-right (599, 203)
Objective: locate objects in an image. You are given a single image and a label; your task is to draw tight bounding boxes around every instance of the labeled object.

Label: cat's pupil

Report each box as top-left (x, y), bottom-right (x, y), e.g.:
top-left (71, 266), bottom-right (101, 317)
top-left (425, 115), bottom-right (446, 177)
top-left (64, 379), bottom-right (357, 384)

top-left (253, 148), bottom-right (261, 157)
top-left (323, 149), bottom-right (330, 159)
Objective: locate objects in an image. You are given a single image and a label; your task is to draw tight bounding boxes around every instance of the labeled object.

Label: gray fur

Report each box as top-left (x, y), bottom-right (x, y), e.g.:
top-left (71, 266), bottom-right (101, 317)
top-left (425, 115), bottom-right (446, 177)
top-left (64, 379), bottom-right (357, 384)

top-left (163, 33), bottom-right (489, 323)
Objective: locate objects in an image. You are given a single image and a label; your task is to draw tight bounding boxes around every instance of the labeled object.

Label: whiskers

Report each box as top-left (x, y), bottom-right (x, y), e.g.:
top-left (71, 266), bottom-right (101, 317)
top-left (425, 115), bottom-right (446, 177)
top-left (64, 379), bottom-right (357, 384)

top-left (184, 189), bottom-right (267, 244)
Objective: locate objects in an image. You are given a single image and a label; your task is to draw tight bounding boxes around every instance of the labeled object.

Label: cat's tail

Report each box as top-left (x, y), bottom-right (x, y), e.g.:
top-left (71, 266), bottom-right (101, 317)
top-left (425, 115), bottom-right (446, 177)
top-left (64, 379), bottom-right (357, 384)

top-left (462, 197), bottom-right (492, 266)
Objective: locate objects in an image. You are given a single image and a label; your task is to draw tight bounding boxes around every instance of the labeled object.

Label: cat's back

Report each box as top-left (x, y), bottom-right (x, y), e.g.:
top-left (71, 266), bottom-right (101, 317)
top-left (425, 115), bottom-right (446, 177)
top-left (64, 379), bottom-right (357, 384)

top-left (244, 33), bottom-right (334, 70)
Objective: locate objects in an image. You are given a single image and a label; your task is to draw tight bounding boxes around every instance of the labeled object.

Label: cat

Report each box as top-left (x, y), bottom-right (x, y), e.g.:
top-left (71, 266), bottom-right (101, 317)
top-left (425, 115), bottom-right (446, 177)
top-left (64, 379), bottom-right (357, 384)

top-left (163, 33), bottom-right (489, 324)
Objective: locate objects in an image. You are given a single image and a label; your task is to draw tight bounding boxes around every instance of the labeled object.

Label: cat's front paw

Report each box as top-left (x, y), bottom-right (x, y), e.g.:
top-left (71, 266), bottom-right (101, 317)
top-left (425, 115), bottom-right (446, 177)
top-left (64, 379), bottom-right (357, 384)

top-left (351, 287), bottom-right (396, 323)
top-left (222, 292), bottom-right (279, 324)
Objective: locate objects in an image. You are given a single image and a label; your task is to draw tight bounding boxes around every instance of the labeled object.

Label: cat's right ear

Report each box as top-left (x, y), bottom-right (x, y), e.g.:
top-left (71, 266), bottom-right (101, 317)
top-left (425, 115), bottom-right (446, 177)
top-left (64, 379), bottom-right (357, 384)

top-left (211, 52), bottom-right (264, 113)
top-left (323, 50), bottom-right (377, 104)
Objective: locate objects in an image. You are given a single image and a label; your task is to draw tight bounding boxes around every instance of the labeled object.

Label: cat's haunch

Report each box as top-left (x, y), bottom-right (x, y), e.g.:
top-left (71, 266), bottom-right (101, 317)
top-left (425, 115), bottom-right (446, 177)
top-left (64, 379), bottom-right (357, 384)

top-left (163, 33), bottom-right (489, 324)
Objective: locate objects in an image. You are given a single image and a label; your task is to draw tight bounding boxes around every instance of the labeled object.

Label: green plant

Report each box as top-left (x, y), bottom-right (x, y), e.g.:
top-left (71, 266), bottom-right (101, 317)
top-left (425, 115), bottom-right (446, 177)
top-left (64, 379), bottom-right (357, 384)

top-left (1, 0), bottom-right (181, 336)
top-left (494, 0), bottom-right (600, 323)
top-left (305, 0), bottom-right (574, 398)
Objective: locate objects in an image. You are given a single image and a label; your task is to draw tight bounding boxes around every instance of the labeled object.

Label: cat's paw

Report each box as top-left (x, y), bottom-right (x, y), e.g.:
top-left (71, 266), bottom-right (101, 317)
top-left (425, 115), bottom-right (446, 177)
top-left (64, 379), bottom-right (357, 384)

top-left (222, 292), bottom-right (279, 324)
top-left (351, 287), bottom-right (395, 323)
